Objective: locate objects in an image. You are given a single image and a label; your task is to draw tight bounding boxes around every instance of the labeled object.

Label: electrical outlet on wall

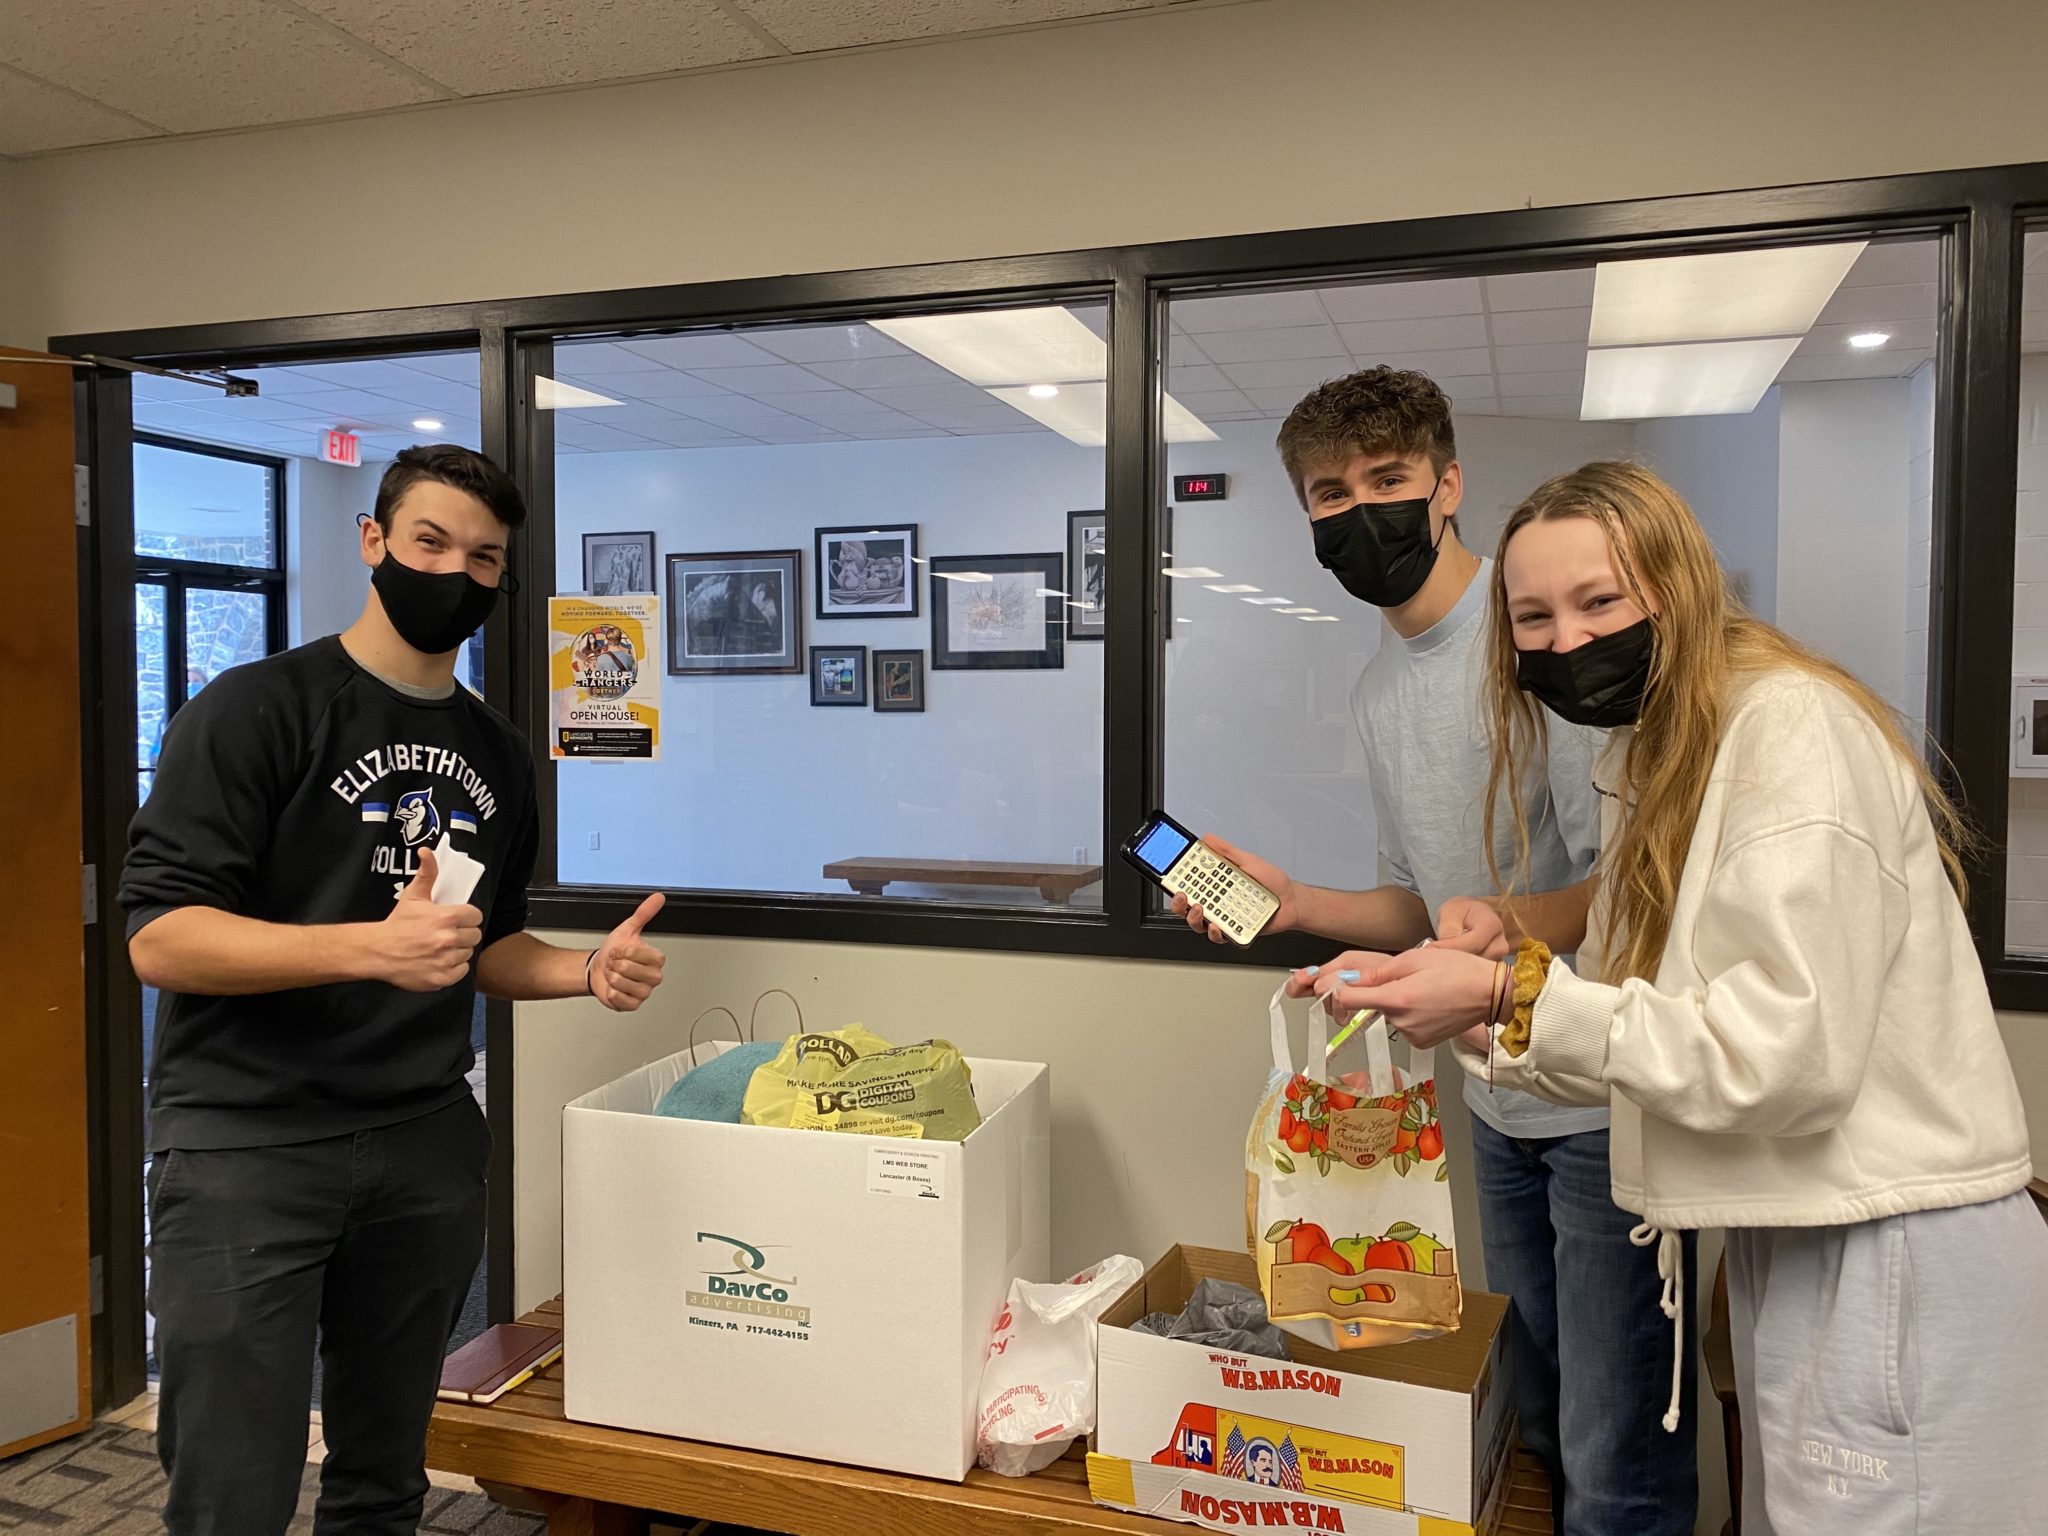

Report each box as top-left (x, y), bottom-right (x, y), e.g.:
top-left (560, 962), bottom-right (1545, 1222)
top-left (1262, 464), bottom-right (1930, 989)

top-left (588, 832), bottom-right (601, 851)
top-left (1073, 845), bottom-right (1088, 864)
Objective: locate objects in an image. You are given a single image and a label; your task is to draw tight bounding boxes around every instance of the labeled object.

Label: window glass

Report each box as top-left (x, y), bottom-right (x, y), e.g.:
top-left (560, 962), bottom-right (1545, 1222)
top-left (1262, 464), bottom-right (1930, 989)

top-left (2007, 224), bottom-right (2048, 957)
top-left (1159, 237), bottom-right (1942, 912)
top-left (542, 303), bottom-right (1112, 908)
top-left (134, 443), bottom-right (275, 567)
top-left (136, 583), bottom-right (167, 803)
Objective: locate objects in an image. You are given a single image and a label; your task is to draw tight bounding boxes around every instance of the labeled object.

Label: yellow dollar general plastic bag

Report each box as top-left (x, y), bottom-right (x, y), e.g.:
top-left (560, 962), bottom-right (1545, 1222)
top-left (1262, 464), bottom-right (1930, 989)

top-left (1246, 983), bottom-right (1460, 1350)
top-left (741, 1025), bottom-right (982, 1141)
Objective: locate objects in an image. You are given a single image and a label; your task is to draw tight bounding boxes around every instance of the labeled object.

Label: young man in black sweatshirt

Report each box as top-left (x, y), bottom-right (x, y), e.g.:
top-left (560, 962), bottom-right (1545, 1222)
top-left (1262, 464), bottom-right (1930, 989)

top-left (121, 444), bottom-right (668, 1536)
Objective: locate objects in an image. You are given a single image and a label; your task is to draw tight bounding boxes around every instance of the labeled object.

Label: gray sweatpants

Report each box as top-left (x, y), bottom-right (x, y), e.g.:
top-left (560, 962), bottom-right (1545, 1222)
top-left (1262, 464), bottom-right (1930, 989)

top-left (1726, 1190), bottom-right (2048, 1536)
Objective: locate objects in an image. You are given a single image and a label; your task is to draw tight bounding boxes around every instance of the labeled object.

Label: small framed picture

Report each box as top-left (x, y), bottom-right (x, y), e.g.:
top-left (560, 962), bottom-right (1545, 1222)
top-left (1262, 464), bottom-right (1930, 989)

top-left (929, 553), bottom-right (1064, 671)
top-left (1066, 510), bottom-right (1106, 642)
top-left (815, 523), bottom-right (920, 620)
top-left (582, 531), bottom-right (656, 596)
top-left (810, 646), bottom-right (868, 706)
top-left (666, 549), bottom-right (803, 675)
top-left (872, 649), bottom-right (925, 713)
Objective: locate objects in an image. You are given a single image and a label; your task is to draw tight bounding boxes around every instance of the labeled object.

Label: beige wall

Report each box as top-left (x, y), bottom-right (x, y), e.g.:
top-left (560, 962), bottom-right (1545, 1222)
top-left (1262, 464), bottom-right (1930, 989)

top-left (11, 0), bottom-right (2048, 346)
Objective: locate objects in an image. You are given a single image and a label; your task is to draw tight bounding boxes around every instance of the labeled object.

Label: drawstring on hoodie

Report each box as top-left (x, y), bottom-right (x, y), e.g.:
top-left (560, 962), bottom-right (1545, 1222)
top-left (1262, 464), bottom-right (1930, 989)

top-left (1630, 1223), bottom-right (1685, 1432)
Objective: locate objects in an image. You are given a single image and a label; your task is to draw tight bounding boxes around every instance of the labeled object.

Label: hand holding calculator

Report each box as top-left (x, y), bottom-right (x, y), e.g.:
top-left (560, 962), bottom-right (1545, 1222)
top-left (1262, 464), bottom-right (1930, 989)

top-left (1119, 811), bottom-right (1283, 947)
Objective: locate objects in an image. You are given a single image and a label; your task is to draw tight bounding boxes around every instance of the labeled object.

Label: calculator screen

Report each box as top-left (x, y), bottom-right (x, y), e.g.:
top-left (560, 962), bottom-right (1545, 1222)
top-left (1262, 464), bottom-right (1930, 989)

top-left (1132, 821), bottom-right (1191, 876)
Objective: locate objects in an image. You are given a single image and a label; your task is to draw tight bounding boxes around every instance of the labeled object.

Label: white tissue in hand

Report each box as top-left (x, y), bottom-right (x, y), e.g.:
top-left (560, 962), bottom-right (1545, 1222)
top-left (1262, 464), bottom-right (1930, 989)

top-left (429, 833), bottom-right (485, 906)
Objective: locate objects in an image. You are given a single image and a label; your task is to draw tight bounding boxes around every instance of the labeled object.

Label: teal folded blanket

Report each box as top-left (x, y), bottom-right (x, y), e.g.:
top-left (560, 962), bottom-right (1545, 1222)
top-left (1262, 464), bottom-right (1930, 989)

top-left (653, 1041), bottom-right (781, 1123)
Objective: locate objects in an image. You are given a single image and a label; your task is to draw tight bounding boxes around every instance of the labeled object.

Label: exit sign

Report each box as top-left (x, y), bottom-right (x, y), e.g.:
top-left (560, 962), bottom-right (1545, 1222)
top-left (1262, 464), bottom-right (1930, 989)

top-left (319, 429), bottom-right (362, 467)
top-left (1174, 473), bottom-right (1228, 500)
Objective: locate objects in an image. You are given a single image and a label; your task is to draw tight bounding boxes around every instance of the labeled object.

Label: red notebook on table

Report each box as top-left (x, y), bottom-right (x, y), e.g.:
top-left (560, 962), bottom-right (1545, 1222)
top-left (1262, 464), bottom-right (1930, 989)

top-left (437, 1322), bottom-right (564, 1405)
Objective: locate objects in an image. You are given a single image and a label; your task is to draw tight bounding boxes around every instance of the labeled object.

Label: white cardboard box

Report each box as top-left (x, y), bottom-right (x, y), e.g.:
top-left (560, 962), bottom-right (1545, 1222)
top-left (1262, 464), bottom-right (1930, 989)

top-left (562, 1042), bottom-right (1050, 1482)
top-left (1089, 1246), bottom-right (1515, 1535)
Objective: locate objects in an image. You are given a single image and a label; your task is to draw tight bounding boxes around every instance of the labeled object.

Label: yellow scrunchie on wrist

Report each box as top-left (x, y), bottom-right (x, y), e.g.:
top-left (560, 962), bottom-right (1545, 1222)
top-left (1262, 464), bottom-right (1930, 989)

top-left (1500, 938), bottom-right (1552, 1058)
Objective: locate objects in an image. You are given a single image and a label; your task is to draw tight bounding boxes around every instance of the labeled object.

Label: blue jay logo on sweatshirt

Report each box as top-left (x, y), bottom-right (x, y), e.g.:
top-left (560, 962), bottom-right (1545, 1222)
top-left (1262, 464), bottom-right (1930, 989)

top-left (392, 788), bottom-right (442, 848)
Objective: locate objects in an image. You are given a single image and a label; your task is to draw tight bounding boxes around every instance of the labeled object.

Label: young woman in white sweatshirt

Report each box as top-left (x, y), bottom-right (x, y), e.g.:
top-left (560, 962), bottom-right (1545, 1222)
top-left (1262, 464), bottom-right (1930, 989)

top-left (1305, 461), bottom-right (2045, 1536)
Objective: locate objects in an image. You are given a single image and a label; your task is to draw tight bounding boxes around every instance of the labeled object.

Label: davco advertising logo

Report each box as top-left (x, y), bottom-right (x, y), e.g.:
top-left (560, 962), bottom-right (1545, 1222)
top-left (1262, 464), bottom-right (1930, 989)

top-left (687, 1233), bottom-right (812, 1340)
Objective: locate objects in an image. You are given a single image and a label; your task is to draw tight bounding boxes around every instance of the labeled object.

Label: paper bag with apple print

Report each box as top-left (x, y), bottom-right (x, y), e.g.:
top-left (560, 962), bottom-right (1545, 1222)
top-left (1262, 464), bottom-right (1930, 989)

top-left (1244, 982), bottom-right (1459, 1350)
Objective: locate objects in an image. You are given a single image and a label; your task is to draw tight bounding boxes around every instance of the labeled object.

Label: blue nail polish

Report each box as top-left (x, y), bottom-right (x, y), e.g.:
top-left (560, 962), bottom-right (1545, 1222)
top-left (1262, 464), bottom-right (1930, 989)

top-left (1304, 965), bottom-right (1320, 977)
top-left (1339, 969), bottom-right (1361, 983)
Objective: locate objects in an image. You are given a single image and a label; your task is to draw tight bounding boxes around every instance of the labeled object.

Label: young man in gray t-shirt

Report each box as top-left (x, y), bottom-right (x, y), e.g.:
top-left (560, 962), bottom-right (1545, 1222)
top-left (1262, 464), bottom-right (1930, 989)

top-left (1176, 369), bottom-right (1695, 1535)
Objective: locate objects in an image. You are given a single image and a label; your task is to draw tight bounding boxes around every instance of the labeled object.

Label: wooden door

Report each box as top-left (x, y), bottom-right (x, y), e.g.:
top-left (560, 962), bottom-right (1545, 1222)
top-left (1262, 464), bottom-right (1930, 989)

top-left (0, 346), bottom-right (93, 1456)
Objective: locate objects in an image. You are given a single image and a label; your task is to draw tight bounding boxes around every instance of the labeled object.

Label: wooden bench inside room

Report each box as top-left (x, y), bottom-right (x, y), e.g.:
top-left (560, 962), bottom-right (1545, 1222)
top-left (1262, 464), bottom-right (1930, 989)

top-left (824, 857), bottom-right (1104, 904)
top-left (427, 1298), bottom-right (1560, 1535)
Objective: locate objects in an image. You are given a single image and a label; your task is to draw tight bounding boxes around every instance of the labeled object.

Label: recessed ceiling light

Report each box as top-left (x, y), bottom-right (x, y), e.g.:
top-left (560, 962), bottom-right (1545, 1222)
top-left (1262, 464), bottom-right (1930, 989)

top-left (412, 418), bottom-right (444, 432)
top-left (1205, 583), bottom-right (1261, 594)
top-left (1162, 566), bottom-right (1222, 579)
top-left (1028, 384), bottom-right (1060, 399)
top-left (1849, 331), bottom-right (1891, 349)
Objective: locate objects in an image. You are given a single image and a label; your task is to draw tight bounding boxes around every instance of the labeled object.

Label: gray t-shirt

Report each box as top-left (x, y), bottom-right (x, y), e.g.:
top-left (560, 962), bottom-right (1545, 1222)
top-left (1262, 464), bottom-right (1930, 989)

top-left (1350, 560), bottom-right (1608, 1137)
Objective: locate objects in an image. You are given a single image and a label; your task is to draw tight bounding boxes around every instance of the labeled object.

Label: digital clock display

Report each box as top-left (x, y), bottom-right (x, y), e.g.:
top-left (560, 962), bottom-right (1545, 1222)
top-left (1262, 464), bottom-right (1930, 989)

top-left (1174, 474), bottom-right (1228, 500)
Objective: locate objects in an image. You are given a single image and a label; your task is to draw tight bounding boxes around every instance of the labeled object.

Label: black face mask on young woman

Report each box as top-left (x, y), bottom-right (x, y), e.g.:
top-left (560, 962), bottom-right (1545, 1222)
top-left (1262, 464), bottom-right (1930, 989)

top-left (1312, 482), bottom-right (1446, 608)
top-left (1516, 618), bottom-right (1657, 728)
top-left (371, 551), bottom-right (501, 656)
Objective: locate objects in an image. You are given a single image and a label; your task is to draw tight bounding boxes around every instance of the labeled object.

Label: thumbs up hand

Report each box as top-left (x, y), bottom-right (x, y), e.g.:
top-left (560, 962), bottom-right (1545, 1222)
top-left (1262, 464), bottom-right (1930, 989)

top-left (589, 892), bottom-right (667, 1012)
top-left (381, 847), bottom-right (486, 992)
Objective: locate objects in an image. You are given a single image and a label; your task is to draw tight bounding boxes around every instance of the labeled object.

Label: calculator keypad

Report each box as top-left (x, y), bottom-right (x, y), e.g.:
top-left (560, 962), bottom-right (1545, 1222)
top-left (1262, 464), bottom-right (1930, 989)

top-left (1169, 846), bottom-right (1278, 944)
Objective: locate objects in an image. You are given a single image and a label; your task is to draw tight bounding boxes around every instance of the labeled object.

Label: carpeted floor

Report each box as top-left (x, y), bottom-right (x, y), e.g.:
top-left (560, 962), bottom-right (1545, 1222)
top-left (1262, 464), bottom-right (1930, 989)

top-left (0, 1425), bottom-right (545, 1533)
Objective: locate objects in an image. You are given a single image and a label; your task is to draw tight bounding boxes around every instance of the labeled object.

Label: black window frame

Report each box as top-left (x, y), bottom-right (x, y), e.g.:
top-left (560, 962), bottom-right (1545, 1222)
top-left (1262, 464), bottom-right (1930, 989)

top-left (58, 164), bottom-right (2048, 1011)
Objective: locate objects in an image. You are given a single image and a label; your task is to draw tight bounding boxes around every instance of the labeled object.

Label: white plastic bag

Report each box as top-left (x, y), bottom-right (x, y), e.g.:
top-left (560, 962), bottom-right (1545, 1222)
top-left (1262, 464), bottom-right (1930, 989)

top-left (974, 1254), bottom-right (1143, 1476)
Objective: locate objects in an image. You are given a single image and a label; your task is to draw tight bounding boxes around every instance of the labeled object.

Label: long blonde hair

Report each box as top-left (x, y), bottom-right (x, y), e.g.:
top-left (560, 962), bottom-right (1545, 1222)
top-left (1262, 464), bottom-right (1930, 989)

top-left (1482, 461), bottom-right (1970, 984)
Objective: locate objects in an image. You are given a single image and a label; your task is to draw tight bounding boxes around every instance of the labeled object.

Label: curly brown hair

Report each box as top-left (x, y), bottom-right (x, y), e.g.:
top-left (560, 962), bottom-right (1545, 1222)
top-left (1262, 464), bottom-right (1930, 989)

top-left (1274, 367), bottom-right (1457, 508)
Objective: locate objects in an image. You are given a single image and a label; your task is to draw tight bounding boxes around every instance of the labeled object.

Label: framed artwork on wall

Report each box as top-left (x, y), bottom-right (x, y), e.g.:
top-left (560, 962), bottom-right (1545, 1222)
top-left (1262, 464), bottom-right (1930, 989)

top-left (815, 523), bottom-right (920, 620)
top-left (929, 553), bottom-right (1064, 671)
top-left (583, 531), bottom-right (656, 595)
top-left (809, 646), bottom-right (869, 706)
top-left (872, 649), bottom-right (925, 712)
top-left (666, 549), bottom-right (803, 675)
top-left (1066, 510), bottom-right (1105, 642)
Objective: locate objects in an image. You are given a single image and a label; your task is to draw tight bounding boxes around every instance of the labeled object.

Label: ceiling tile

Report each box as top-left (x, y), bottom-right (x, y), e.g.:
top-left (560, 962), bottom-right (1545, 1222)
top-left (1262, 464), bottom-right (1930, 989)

top-left (1196, 325), bottom-right (1345, 365)
top-left (616, 333), bottom-right (782, 369)
top-left (392, 353), bottom-right (486, 382)
top-left (1172, 290), bottom-right (1330, 334)
top-left (1170, 387), bottom-right (1257, 416)
top-left (860, 382), bottom-right (1000, 414)
top-left (838, 424), bottom-right (952, 441)
top-left (364, 378), bottom-right (483, 415)
top-left (1317, 278), bottom-right (1484, 323)
top-left (178, 393), bottom-right (326, 423)
top-left (284, 358), bottom-right (457, 390)
top-left (1359, 347), bottom-right (1495, 379)
top-left (1817, 283), bottom-right (1938, 327)
top-left (687, 363), bottom-right (846, 395)
top-left (1496, 394), bottom-right (1585, 419)
top-left (1485, 269), bottom-right (1597, 312)
top-left (554, 419), bottom-right (660, 450)
top-left (1338, 314), bottom-right (1490, 354)
top-left (1492, 343), bottom-right (1590, 374)
top-left (622, 417), bottom-right (744, 446)
top-left (668, 397), bottom-right (804, 428)
top-left (1167, 334), bottom-right (1214, 369)
top-left (608, 369), bottom-right (736, 401)
top-left (570, 402), bottom-right (698, 429)
top-left (781, 390), bottom-right (907, 420)
top-left (1245, 386), bottom-right (1318, 413)
top-left (1487, 307), bottom-right (1592, 346)
top-left (1841, 239), bottom-right (1940, 287)
top-left (245, 365), bottom-right (357, 395)
top-left (744, 325), bottom-right (909, 364)
top-left (1216, 358), bottom-right (1352, 392)
top-left (134, 373), bottom-right (234, 404)
top-left (1494, 369), bottom-right (1585, 396)
top-left (0, 0), bottom-right (441, 134)
top-left (557, 340), bottom-right (674, 373)
top-left (0, 64), bottom-right (157, 153)
top-left (733, 0), bottom-right (1149, 52)
top-left (1168, 363), bottom-right (1230, 394)
top-left (1776, 351), bottom-right (1931, 383)
top-left (1440, 380), bottom-right (1496, 406)
top-left (1795, 320), bottom-right (1938, 358)
top-left (801, 355), bottom-right (957, 390)
top-left (300, 0), bottom-right (767, 95)
top-left (912, 409), bottom-right (1043, 435)
top-left (267, 388), bottom-right (418, 428)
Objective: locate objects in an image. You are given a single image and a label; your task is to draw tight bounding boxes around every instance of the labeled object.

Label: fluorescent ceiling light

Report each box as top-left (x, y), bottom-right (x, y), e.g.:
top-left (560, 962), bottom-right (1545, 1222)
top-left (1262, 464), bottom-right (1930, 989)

top-left (534, 377), bottom-right (621, 410)
top-left (1581, 337), bottom-right (1801, 420)
top-left (870, 307), bottom-right (1104, 386)
top-left (1300, 614), bottom-right (1341, 622)
top-left (1589, 243), bottom-right (1864, 347)
top-left (1163, 565), bottom-right (1222, 579)
top-left (935, 570), bottom-right (993, 583)
top-left (412, 418), bottom-right (443, 431)
top-left (1849, 331), bottom-right (1890, 349)
top-left (987, 380), bottom-right (1218, 446)
top-left (1243, 597), bottom-right (1292, 606)
top-left (1277, 607), bottom-right (1320, 615)
top-left (1205, 583), bottom-right (1261, 594)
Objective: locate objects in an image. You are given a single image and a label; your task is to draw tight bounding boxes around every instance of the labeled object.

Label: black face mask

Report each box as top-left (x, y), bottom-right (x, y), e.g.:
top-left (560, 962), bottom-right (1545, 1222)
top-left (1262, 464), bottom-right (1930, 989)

top-left (371, 550), bottom-right (501, 656)
top-left (1516, 618), bottom-right (1657, 728)
top-left (1311, 482), bottom-right (1446, 608)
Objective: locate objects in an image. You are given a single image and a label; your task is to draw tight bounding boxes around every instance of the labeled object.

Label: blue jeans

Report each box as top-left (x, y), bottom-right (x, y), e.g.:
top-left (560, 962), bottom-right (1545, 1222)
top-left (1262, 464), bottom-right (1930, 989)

top-left (1469, 1117), bottom-right (1697, 1536)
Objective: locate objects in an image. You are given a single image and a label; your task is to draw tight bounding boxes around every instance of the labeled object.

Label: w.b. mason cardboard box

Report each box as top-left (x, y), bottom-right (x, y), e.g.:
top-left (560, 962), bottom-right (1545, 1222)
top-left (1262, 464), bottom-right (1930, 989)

top-left (1088, 1246), bottom-right (1515, 1535)
top-left (561, 1041), bottom-right (1050, 1481)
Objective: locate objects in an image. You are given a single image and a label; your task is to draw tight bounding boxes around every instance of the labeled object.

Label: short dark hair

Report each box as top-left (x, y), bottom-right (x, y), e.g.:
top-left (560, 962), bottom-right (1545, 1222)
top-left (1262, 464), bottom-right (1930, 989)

top-left (1275, 367), bottom-right (1457, 508)
top-left (372, 444), bottom-right (526, 533)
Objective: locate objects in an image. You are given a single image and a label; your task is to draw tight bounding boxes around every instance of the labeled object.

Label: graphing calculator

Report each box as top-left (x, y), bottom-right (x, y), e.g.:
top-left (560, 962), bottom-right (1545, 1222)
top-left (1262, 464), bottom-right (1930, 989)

top-left (1118, 810), bottom-right (1281, 947)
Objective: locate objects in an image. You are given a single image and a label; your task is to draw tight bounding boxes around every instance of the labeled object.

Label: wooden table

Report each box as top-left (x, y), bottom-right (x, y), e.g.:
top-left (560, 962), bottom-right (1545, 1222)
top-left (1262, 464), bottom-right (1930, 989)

top-left (823, 857), bottom-right (1104, 904)
top-left (428, 1299), bottom-right (1557, 1536)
